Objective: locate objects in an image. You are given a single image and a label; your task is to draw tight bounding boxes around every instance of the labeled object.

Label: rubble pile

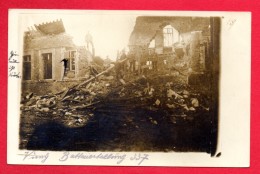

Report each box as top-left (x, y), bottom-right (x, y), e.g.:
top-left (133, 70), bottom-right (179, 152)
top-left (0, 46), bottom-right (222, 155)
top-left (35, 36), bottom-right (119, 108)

top-left (20, 75), bottom-right (116, 127)
top-left (20, 73), bottom-right (212, 151)
top-left (109, 76), bottom-right (209, 120)
top-left (21, 73), bottom-right (210, 126)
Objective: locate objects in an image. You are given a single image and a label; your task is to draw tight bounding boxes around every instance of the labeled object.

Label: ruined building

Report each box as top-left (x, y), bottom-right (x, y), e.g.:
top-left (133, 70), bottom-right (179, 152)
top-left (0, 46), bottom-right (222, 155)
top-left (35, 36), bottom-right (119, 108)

top-left (128, 16), bottom-right (212, 76)
top-left (23, 19), bottom-right (92, 82)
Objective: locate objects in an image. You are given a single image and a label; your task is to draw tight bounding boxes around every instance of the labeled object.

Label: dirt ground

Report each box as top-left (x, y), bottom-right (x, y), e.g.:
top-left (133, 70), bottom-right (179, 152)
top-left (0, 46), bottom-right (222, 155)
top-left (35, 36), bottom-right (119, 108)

top-left (19, 73), bottom-right (214, 153)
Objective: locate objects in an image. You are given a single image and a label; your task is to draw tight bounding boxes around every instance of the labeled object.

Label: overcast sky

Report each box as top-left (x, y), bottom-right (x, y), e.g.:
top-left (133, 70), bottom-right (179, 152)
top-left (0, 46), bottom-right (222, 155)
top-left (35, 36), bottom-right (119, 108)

top-left (20, 13), bottom-right (137, 60)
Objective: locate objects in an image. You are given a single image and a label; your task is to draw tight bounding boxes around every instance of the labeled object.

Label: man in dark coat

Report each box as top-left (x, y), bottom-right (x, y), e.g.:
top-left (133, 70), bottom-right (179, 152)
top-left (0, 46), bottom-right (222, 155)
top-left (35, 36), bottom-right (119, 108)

top-left (60, 58), bottom-right (69, 80)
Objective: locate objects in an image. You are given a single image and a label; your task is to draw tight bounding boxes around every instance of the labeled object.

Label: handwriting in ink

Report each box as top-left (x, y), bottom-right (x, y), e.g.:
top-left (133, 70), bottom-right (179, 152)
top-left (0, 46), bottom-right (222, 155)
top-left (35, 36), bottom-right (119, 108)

top-left (8, 50), bottom-right (21, 78)
top-left (58, 152), bottom-right (149, 165)
top-left (130, 153), bottom-right (149, 165)
top-left (59, 152), bottom-right (127, 164)
top-left (9, 71), bottom-right (21, 78)
top-left (20, 151), bottom-right (49, 163)
top-left (9, 59), bottom-right (19, 63)
top-left (9, 50), bottom-right (19, 60)
top-left (9, 65), bottom-right (15, 72)
top-left (227, 19), bottom-right (237, 30)
top-left (9, 51), bottom-right (19, 63)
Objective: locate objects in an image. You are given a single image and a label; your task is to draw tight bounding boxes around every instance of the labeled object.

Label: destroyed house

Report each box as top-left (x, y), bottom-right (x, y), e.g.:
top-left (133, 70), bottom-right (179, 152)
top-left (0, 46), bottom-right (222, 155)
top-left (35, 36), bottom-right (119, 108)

top-left (23, 19), bottom-right (90, 82)
top-left (128, 16), bottom-right (211, 73)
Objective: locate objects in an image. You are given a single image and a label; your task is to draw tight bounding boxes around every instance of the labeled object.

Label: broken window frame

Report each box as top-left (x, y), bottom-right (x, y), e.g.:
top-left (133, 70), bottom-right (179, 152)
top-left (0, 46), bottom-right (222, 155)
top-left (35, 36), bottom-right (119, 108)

top-left (65, 50), bottom-right (76, 71)
top-left (163, 26), bottom-right (174, 47)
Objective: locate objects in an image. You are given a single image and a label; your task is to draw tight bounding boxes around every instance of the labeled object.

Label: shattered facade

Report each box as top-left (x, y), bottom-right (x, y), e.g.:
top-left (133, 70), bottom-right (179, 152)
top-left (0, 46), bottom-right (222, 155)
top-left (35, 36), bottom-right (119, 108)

top-left (23, 19), bottom-right (91, 82)
top-left (128, 16), bottom-right (211, 76)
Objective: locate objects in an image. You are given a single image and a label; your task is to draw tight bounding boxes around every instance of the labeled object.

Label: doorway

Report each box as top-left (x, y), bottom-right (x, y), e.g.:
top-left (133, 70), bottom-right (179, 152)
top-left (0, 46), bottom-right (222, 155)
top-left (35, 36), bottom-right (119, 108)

top-left (42, 53), bottom-right (52, 79)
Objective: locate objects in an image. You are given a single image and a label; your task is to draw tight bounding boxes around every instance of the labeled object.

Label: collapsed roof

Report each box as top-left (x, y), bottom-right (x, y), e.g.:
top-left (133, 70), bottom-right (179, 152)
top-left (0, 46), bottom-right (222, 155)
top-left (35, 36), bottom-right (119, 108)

top-left (24, 19), bottom-right (75, 50)
top-left (34, 19), bottom-right (65, 35)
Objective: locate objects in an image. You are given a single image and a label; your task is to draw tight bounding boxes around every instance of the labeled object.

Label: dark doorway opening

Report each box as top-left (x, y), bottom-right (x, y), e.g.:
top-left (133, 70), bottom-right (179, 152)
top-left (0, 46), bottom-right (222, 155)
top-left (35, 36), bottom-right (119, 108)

top-left (23, 55), bottom-right (31, 80)
top-left (42, 53), bottom-right (52, 79)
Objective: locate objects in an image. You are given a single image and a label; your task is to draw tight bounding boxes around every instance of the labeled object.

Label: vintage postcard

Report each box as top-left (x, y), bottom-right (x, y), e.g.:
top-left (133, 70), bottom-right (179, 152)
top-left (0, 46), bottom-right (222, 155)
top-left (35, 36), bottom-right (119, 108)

top-left (8, 10), bottom-right (251, 166)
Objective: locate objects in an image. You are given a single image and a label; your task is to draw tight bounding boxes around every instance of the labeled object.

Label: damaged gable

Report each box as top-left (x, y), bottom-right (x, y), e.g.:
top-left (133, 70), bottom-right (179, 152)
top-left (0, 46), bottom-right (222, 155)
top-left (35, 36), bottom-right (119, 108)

top-left (129, 16), bottom-right (210, 46)
top-left (24, 20), bottom-right (75, 50)
top-left (34, 19), bottom-right (65, 35)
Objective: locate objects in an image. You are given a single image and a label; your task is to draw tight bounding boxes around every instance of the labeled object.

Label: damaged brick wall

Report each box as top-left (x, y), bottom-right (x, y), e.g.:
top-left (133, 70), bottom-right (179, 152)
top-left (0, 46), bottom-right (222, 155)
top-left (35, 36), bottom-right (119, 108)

top-left (190, 31), bottom-right (203, 72)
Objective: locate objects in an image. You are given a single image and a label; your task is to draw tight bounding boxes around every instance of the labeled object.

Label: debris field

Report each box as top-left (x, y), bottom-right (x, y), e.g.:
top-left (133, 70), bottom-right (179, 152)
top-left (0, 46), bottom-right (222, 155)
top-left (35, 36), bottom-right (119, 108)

top-left (20, 72), bottom-right (212, 152)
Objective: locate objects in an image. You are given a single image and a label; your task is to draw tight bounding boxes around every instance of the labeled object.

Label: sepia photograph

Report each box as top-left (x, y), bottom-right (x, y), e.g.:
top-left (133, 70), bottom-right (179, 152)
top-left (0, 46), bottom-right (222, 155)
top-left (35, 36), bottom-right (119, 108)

top-left (8, 10), bottom-right (250, 166)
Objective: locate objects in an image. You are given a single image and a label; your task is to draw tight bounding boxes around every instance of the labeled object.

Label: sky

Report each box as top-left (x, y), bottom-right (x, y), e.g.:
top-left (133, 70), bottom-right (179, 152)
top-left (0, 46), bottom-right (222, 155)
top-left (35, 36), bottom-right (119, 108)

top-left (20, 12), bottom-right (137, 60)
